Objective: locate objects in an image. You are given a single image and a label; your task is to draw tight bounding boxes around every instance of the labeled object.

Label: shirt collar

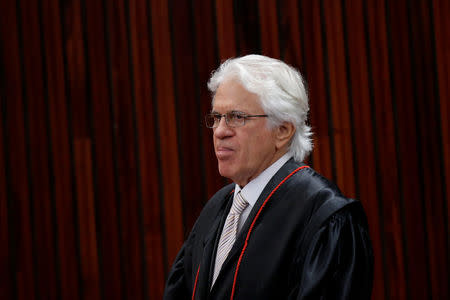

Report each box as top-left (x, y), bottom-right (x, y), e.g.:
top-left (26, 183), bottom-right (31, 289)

top-left (234, 152), bottom-right (292, 208)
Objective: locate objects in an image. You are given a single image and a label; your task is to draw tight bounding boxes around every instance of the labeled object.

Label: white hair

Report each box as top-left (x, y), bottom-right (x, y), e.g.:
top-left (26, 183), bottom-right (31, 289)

top-left (207, 54), bottom-right (313, 162)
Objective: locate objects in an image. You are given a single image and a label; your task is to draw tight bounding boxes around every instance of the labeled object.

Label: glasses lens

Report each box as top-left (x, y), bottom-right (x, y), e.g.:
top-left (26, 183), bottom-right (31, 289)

top-left (226, 112), bottom-right (245, 127)
top-left (205, 114), bottom-right (218, 128)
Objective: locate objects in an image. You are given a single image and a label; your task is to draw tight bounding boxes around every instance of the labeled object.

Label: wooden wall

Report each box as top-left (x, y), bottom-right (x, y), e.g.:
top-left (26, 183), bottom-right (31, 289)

top-left (0, 0), bottom-right (448, 299)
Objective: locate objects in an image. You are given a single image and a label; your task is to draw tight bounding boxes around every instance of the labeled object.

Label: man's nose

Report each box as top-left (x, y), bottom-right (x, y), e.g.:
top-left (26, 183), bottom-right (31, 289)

top-left (213, 117), bottom-right (233, 138)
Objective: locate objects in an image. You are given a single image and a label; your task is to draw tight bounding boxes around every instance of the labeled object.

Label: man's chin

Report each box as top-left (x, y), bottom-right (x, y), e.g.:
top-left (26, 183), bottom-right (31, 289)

top-left (217, 163), bottom-right (235, 181)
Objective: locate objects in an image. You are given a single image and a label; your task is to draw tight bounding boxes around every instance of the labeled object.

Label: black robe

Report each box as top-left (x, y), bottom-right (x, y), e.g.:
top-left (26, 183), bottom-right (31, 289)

top-left (164, 159), bottom-right (373, 299)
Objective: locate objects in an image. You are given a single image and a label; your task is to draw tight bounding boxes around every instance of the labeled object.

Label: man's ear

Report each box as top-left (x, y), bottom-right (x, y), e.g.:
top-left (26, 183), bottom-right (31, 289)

top-left (275, 122), bottom-right (295, 150)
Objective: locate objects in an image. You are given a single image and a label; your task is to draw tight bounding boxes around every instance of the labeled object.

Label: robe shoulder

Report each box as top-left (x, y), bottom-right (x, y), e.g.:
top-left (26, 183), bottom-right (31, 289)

top-left (291, 205), bottom-right (374, 299)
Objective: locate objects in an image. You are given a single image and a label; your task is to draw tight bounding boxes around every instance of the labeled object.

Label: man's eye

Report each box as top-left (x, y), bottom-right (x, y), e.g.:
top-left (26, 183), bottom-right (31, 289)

top-left (231, 113), bottom-right (244, 120)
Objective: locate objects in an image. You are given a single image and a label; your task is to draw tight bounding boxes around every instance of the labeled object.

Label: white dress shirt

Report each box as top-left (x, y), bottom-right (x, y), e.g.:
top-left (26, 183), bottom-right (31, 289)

top-left (233, 152), bottom-right (292, 233)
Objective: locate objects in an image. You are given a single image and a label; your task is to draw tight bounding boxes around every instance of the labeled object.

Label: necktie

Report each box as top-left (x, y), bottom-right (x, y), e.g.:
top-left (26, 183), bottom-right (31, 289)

top-left (212, 191), bottom-right (249, 286)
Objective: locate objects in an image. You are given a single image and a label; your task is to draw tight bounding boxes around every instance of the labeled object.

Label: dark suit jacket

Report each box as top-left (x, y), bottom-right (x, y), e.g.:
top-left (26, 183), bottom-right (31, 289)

top-left (164, 159), bottom-right (373, 299)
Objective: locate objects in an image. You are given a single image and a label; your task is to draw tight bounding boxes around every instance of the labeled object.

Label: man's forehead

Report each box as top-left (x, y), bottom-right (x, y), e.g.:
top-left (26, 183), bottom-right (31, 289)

top-left (211, 99), bottom-right (245, 111)
top-left (212, 101), bottom-right (262, 113)
top-left (212, 91), bottom-right (263, 113)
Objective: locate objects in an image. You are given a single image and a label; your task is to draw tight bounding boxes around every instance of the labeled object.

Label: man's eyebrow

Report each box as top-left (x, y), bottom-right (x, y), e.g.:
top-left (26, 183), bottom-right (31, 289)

top-left (210, 110), bottom-right (245, 114)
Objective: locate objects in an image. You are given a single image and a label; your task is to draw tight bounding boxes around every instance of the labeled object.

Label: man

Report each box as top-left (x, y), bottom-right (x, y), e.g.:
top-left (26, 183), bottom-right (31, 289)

top-left (164, 55), bottom-right (373, 299)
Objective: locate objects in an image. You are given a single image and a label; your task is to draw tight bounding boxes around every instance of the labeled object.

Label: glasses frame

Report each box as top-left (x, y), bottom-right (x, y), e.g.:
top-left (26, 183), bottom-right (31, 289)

top-left (205, 111), bottom-right (268, 128)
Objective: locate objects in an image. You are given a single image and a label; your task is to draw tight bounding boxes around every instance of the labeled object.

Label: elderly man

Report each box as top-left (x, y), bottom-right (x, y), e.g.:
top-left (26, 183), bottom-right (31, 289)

top-left (164, 55), bottom-right (373, 299)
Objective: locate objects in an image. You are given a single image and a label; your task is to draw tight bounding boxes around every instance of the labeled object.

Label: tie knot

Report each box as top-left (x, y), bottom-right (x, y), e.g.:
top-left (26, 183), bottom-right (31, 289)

top-left (230, 192), bottom-right (248, 215)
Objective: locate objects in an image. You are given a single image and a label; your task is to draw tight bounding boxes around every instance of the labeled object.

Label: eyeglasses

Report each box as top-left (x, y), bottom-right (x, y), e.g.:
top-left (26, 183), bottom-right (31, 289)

top-left (205, 111), bottom-right (268, 128)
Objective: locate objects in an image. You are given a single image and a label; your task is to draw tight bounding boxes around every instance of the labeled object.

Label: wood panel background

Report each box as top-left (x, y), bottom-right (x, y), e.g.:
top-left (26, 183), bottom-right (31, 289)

top-left (0, 0), bottom-right (448, 299)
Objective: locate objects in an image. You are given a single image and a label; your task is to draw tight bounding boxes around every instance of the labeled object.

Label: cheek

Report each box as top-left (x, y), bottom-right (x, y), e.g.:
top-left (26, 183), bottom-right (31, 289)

top-left (238, 135), bottom-right (262, 162)
top-left (249, 132), bottom-right (276, 157)
top-left (229, 128), bottom-right (274, 166)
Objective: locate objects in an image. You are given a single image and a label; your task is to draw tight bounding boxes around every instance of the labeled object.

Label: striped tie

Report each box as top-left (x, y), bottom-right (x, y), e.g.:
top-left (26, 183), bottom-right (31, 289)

top-left (212, 191), bottom-right (248, 286)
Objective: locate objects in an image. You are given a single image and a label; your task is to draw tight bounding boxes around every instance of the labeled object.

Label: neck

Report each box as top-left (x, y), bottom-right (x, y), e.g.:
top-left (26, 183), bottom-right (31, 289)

top-left (237, 150), bottom-right (289, 187)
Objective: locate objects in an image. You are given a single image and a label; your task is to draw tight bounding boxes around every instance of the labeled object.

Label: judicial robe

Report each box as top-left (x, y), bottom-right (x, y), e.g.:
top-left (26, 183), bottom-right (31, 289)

top-left (164, 159), bottom-right (373, 300)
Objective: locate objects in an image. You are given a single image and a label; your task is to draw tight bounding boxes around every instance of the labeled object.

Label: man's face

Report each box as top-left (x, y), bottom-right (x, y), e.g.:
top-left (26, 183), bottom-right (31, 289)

top-left (212, 80), bottom-right (279, 187)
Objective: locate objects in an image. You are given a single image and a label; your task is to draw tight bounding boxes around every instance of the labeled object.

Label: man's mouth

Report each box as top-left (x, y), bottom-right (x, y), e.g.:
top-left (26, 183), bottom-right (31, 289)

top-left (215, 147), bottom-right (234, 159)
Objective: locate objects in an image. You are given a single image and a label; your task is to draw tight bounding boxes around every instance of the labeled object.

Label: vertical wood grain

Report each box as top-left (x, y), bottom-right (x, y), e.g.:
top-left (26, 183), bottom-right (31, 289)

top-left (170, 0), bottom-right (207, 232)
top-left (193, 0), bottom-right (224, 200)
top-left (60, 0), bottom-right (89, 297)
top-left (106, 0), bottom-right (149, 298)
top-left (277, 0), bottom-right (304, 69)
top-left (82, 0), bottom-right (123, 298)
top-left (342, 1), bottom-right (386, 298)
top-left (150, 0), bottom-right (184, 267)
top-left (19, 0), bottom-right (59, 297)
top-left (300, 1), bottom-right (334, 179)
top-left (385, 1), bottom-right (424, 299)
top-left (233, 0), bottom-right (261, 55)
top-left (6, 0), bottom-right (38, 299)
top-left (128, 0), bottom-right (166, 296)
top-left (322, 0), bottom-right (356, 197)
top-left (258, 0), bottom-right (279, 58)
top-left (0, 2), bottom-right (21, 299)
top-left (431, 0), bottom-right (450, 294)
top-left (364, 2), bottom-right (403, 299)
top-left (41, 0), bottom-right (81, 299)
top-left (0, 69), bottom-right (13, 300)
top-left (408, 0), bottom-right (449, 298)
top-left (74, 139), bottom-right (101, 300)
top-left (215, 0), bottom-right (237, 59)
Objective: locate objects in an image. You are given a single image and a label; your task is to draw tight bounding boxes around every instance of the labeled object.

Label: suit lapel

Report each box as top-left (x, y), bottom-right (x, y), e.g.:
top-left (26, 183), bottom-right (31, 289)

top-left (196, 191), bottom-right (233, 298)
